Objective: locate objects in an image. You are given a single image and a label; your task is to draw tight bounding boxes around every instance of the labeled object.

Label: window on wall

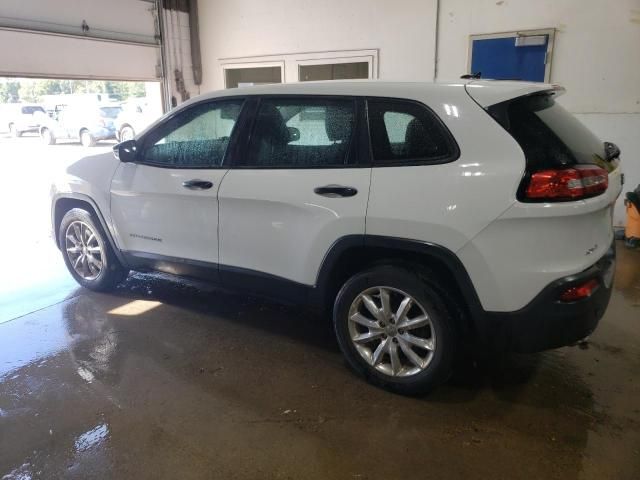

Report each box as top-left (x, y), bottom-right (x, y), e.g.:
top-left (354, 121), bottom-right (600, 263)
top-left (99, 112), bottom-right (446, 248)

top-left (221, 50), bottom-right (377, 87)
top-left (469, 29), bottom-right (555, 82)
top-left (225, 66), bottom-right (282, 88)
top-left (299, 62), bottom-right (369, 81)
top-left (238, 98), bottom-right (356, 168)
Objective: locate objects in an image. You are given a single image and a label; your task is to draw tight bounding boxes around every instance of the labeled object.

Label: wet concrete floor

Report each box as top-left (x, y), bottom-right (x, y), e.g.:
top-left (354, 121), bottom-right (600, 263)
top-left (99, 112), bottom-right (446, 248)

top-left (0, 243), bottom-right (639, 479)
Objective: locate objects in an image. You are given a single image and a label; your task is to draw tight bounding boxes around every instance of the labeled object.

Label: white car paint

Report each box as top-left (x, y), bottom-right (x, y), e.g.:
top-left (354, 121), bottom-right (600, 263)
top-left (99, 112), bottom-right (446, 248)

top-left (218, 168), bottom-right (370, 284)
top-left (110, 162), bottom-right (228, 264)
top-left (51, 80), bottom-right (621, 314)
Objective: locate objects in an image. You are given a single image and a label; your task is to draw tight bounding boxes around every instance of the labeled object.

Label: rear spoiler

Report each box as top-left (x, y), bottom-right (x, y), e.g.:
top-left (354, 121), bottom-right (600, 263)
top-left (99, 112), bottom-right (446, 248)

top-left (465, 80), bottom-right (566, 108)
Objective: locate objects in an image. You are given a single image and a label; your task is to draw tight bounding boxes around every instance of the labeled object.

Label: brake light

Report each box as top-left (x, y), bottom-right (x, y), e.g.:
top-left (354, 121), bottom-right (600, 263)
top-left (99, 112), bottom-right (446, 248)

top-left (559, 278), bottom-right (600, 302)
top-left (524, 165), bottom-right (608, 201)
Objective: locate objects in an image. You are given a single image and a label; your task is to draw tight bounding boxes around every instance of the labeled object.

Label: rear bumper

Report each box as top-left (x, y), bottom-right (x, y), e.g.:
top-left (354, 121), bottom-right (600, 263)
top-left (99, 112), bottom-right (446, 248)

top-left (482, 242), bottom-right (616, 353)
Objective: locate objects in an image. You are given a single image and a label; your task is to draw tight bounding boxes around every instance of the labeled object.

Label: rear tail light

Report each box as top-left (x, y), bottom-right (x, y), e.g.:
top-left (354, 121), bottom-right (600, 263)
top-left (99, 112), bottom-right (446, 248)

top-left (559, 278), bottom-right (600, 302)
top-left (524, 165), bottom-right (608, 201)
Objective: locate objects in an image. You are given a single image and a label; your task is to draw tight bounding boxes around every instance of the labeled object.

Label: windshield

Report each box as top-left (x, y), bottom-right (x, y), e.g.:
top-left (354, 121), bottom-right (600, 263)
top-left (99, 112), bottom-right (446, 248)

top-left (489, 94), bottom-right (606, 170)
top-left (22, 106), bottom-right (45, 115)
top-left (100, 107), bottom-right (122, 118)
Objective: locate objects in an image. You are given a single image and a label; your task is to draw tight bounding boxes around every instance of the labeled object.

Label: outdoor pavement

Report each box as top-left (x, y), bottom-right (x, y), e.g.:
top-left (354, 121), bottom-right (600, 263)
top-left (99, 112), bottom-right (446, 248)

top-left (0, 135), bottom-right (639, 479)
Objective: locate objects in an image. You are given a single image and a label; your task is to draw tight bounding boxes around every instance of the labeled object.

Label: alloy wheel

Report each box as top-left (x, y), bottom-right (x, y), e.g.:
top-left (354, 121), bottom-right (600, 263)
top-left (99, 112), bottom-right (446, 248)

top-left (65, 221), bottom-right (104, 280)
top-left (347, 286), bottom-right (436, 377)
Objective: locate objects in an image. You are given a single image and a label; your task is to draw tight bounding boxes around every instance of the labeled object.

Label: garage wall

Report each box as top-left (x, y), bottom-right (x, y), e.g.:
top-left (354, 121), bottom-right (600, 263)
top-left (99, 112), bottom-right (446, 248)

top-left (197, 0), bottom-right (438, 91)
top-left (0, 0), bottom-right (160, 80)
top-left (436, 0), bottom-right (640, 225)
top-left (196, 0), bottom-right (638, 225)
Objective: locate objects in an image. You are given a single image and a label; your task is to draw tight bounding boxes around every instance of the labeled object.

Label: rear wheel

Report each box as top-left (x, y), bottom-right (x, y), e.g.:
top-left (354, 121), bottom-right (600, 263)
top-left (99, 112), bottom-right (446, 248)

top-left (41, 128), bottom-right (56, 145)
top-left (119, 125), bottom-right (135, 142)
top-left (333, 265), bottom-right (456, 395)
top-left (59, 208), bottom-right (128, 291)
top-left (80, 129), bottom-right (96, 147)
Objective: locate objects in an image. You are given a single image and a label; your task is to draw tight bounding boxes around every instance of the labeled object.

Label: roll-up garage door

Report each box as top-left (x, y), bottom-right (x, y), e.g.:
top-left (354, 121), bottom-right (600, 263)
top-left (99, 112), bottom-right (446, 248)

top-left (0, 0), bottom-right (160, 81)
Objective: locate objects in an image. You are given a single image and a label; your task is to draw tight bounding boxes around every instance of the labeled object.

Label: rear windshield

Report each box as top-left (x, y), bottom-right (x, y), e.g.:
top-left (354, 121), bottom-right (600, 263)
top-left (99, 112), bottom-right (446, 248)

top-left (488, 94), bottom-right (605, 170)
top-left (21, 106), bottom-right (45, 114)
top-left (100, 107), bottom-right (122, 118)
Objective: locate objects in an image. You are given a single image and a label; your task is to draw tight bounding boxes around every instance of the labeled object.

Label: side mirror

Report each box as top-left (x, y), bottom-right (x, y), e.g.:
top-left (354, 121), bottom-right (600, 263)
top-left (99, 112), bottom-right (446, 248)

top-left (287, 127), bottom-right (300, 143)
top-left (114, 139), bottom-right (138, 163)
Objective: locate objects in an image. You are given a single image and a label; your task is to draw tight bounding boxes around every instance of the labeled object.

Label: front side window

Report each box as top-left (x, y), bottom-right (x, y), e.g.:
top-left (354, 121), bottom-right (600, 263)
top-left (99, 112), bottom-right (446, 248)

top-left (140, 99), bottom-right (244, 168)
top-left (239, 98), bottom-right (355, 168)
top-left (367, 100), bottom-right (456, 164)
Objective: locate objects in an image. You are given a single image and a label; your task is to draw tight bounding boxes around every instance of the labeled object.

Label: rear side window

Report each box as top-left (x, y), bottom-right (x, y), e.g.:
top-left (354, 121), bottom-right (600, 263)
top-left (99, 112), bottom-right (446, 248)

top-left (239, 98), bottom-right (355, 168)
top-left (367, 100), bottom-right (457, 164)
top-left (488, 94), bottom-right (605, 170)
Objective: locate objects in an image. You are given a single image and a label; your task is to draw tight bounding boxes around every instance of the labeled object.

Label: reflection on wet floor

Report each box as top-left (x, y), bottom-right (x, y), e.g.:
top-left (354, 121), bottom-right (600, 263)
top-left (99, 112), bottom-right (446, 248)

top-left (0, 244), bottom-right (639, 479)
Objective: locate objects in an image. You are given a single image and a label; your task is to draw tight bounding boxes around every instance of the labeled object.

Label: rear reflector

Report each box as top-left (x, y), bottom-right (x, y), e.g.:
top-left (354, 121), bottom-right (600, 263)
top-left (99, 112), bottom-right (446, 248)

top-left (559, 278), bottom-right (600, 302)
top-left (525, 165), bottom-right (608, 201)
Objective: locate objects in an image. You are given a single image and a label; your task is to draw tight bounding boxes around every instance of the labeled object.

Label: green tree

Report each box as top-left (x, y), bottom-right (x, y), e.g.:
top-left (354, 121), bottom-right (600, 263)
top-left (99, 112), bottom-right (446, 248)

top-left (0, 80), bottom-right (20, 102)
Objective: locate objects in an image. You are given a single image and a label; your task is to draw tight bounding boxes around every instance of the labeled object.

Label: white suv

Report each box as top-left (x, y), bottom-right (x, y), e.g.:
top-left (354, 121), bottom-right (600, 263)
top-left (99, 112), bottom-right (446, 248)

top-left (50, 81), bottom-right (622, 394)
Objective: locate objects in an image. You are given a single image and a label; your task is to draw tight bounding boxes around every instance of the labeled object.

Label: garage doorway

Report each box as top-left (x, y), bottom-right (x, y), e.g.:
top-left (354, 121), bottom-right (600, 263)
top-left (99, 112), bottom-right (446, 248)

top-left (0, 76), bottom-right (163, 323)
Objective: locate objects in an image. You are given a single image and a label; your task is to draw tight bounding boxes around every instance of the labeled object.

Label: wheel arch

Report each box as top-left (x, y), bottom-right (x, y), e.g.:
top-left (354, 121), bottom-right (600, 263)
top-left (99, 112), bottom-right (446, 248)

top-left (52, 193), bottom-right (127, 266)
top-left (314, 235), bottom-right (486, 338)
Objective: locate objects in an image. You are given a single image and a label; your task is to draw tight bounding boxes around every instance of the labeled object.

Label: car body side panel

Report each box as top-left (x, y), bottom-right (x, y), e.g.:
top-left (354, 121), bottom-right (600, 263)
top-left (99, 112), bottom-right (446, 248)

top-left (458, 167), bottom-right (622, 312)
top-left (365, 87), bottom-right (525, 261)
top-left (50, 151), bottom-right (122, 244)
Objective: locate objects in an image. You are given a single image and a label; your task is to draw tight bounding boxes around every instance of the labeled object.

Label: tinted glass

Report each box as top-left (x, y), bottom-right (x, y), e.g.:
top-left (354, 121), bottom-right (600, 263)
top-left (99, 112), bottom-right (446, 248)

top-left (141, 100), bottom-right (243, 168)
top-left (225, 67), bottom-right (282, 88)
top-left (299, 62), bottom-right (369, 81)
top-left (100, 107), bottom-right (122, 118)
top-left (368, 100), bottom-right (455, 163)
top-left (21, 106), bottom-right (45, 114)
top-left (489, 94), bottom-right (605, 170)
top-left (240, 98), bottom-right (355, 168)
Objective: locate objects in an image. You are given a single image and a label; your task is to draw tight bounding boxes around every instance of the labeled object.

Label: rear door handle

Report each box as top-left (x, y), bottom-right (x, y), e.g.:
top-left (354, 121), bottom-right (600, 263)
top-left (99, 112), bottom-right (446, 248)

top-left (182, 179), bottom-right (213, 190)
top-left (314, 185), bottom-right (358, 198)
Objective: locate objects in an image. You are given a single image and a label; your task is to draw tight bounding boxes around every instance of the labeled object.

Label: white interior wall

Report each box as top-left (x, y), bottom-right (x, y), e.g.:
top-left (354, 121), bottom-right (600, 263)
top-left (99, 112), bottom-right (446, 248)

top-left (197, 0), bottom-right (639, 225)
top-left (436, 0), bottom-right (640, 226)
top-left (198, 0), bottom-right (438, 91)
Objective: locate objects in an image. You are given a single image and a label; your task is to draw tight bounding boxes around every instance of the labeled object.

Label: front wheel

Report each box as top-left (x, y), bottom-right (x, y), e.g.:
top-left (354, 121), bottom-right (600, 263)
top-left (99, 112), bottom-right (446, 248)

top-left (333, 265), bottom-right (456, 395)
top-left (59, 208), bottom-right (129, 291)
top-left (9, 123), bottom-right (21, 137)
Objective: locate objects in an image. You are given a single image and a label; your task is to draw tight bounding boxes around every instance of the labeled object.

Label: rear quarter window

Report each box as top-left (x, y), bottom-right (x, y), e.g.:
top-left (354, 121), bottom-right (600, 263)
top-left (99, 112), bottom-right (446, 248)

top-left (488, 94), bottom-right (605, 170)
top-left (367, 99), bottom-right (458, 165)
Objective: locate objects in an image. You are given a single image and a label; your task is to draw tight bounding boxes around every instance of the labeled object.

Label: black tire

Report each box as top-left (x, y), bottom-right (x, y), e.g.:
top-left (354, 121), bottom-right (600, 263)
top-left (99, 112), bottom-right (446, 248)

top-left (119, 125), bottom-right (135, 142)
top-left (41, 128), bottom-right (56, 145)
top-left (80, 129), bottom-right (96, 147)
top-left (58, 208), bottom-right (129, 291)
top-left (333, 265), bottom-right (456, 395)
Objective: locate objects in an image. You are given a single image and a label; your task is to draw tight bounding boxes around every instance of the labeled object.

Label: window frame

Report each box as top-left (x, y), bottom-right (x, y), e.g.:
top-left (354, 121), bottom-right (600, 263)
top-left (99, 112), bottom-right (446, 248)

top-left (135, 97), bottom-right (247, 170)
top-left (222, 61), bottom-right (285, 89)
top-left (365, 97), bottom-right (460, 167)
top-left (468, 28), bottom-right (555, 83)
top-left (231, 94), bottom-right (367, 170)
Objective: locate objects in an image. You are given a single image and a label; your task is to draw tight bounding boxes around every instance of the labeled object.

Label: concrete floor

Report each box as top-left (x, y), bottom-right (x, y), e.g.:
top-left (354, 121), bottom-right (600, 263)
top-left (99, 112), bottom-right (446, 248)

top-left (1, 136), bottom-right (639, 479)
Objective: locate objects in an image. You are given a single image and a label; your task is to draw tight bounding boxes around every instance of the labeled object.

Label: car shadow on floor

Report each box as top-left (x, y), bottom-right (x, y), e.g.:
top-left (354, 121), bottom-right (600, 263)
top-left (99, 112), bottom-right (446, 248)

top-left (107, 271), bottom-right (596, 410)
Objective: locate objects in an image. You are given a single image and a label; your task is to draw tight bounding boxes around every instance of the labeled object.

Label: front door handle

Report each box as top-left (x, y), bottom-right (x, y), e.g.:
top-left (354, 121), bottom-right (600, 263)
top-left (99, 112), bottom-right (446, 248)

top-left (182, 179), bottom-right (213, 190)
top-left (314, 185), bottom-right (358, 198)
